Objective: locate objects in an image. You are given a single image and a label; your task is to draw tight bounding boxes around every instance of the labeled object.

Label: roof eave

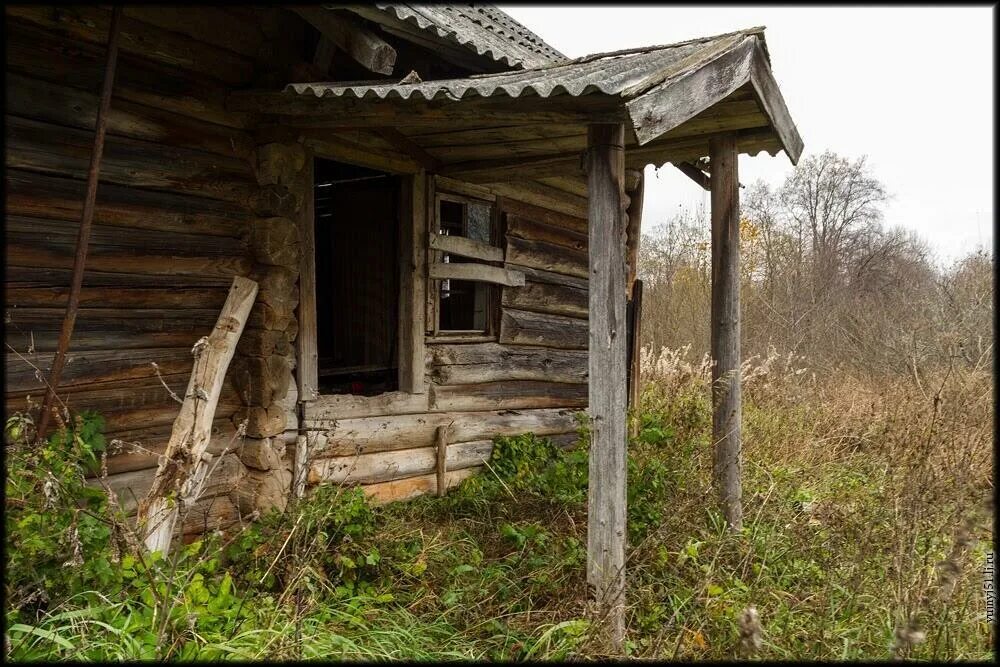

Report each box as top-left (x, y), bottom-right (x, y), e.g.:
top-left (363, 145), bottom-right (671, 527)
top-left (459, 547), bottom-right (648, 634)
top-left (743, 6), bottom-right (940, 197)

top-left (624, 35), bottom-right (802, 165)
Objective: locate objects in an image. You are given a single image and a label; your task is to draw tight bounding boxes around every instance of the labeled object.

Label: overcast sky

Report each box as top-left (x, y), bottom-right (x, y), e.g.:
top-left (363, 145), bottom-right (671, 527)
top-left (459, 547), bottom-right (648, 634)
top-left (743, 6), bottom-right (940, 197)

top-left (498, 5), bottom-right (994, 265)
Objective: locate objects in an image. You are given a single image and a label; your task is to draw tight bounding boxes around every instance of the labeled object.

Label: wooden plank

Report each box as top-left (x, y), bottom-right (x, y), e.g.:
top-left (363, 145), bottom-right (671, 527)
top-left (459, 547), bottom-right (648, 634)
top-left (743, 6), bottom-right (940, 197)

top-left (121, 6), bottom-right (264, 59)
top-left (376, 127), bottom-right (441, 171)
top-left (625, 170), bottom-right (646, 293)
top-left (586, 123), bottom-right (628, 650)
top-left (627, 280), bottom-right (644, 418)
top-left (674, 162), bottom-right (711, 190)
top-left (296, 156), bottom-right (319, 402)
top-left (491, 182), bottom-right (588, 220)
top-left (429, 233), bottom-right (504, 263)
top-left (291, 6), bottom-right (396, 75)
top-left (501, 195), bottom-right (589, 235)
top-left (303, 391), bottom-right (430, 423)
top-left (429, 380), bottom-right (587, 412)
top-left (433, 176), bottom-right (497, 202)
top-left (709, 133), bottom-right (743, 532)
top-left (504, 264), bottom-right (588, 290)
top-left (499, 308), bottom-right (588, 350)
top-left (302, 131), bottom-right (421, 175)
top-left (429, 262), bottom-right (524, 287)
top-left (502, 280), bottom-right (588, 319)
top-left (430, 343), bottom-right (588, 385)
top-left (748, 40), bottom-right (804, 164)
top-left (137, 276), bottom-right (258, 554)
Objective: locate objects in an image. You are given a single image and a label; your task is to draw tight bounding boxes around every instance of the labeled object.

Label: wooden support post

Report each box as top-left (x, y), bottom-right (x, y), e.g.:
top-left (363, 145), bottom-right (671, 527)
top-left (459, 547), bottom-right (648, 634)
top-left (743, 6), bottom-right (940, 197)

top-left (626, 279), bottom-right (644, 438)
top-left (709, 133), bottom-right (743, 532)
top-left (138, 276), bottom-right (259, 554)
top-left (585, 123), bottom-right (628, 650)
top-left (624, 169), bottom-right (645, 296)
top-left (435, 424), bottom-right (449, 497)
top-left (398, 170), bottom-right (427, 393)
top-left (37, 6), bottom-right (123, 439)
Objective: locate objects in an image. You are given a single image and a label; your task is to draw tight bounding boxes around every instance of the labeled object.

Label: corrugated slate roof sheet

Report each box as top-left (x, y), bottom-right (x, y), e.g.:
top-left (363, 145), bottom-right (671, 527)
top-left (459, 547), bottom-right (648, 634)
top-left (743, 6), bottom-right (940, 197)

top-left (287, 28), bottom-right (760, 102)
top-left (349, 4), bottom-right (567, 69)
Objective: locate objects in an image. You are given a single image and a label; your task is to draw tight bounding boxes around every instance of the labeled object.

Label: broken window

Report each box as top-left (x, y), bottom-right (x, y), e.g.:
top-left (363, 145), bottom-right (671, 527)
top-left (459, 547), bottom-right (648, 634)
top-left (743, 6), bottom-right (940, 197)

top-left (431, 193), bottom-right (501, 336)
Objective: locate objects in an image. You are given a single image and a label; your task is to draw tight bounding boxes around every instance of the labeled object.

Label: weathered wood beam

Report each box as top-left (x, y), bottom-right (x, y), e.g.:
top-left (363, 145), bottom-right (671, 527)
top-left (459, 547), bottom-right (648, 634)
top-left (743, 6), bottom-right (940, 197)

top-left (137, 276), bottom-right (259, 554)
top-left (291, 6), bottom-right (396, 75)
top-left (429, 233), bottom-right (504, 263)
top-left (709, 133), bottom-right (743, 532)
top-left (624, 168), bottom-right (645, 294)
top-left (626, 35), bottom-right (755, 146)
top-left (748, 40), bottom-right (804, 164)
top-left (398, 171), bottom-right (427, 394)
top-left (376, 127), bottom-right (441, 171)
top-left (675, 161), bottom-right (711, 190)
top-left (586, 123), bottom-right (628, 650)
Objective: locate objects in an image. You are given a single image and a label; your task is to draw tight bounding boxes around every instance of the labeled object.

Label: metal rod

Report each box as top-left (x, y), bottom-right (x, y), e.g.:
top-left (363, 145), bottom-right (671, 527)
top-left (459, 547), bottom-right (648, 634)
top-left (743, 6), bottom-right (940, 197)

top-left (37, 5), bottom-right (124, 439)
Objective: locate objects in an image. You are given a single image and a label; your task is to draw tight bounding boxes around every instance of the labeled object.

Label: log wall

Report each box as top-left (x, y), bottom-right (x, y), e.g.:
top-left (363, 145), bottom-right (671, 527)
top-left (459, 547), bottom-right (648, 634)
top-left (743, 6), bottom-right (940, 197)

top-left (4, 6), bottom-right (304, 538)
top-left (5, 6), bottom-right (591, 532)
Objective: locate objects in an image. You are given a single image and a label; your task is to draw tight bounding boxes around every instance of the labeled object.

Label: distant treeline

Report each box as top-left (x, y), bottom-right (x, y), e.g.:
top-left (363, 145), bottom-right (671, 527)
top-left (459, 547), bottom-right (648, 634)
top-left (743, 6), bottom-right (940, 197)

top-left (639, 151), bottom-right (992, 377)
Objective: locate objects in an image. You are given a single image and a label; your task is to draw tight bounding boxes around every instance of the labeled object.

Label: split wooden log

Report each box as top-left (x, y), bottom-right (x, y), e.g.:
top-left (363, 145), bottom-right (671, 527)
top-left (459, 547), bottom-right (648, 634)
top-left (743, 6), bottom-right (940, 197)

top-left (137, 276), bottom-right (258, 555)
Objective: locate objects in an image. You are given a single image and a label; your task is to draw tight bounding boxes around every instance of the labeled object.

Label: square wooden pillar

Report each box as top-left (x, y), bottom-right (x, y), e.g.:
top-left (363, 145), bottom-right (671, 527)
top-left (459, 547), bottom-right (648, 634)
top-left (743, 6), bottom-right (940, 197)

top-left (585, 123), bottom-right (628, 649)
top-left (709, 133), bottom-right (743, 531)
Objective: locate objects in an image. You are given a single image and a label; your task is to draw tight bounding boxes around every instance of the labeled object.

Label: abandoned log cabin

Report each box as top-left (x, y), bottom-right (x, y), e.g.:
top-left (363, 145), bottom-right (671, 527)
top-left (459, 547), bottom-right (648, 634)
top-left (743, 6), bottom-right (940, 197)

top-left (4, 5), bottom-right (802, 554)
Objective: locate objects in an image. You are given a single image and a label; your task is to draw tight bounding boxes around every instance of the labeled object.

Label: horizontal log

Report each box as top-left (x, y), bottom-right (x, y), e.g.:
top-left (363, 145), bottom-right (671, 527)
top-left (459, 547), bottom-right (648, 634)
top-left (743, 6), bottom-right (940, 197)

top-left (429, 262), bottom-right (525, 287)
top-left (358, 467), bottom-right (480, 505)
top-left (4, 170), bottom-right (249, 238)
top-left (292, 6), bottom-right (396, 75)
top-left (309, 435), bottom-right (541, 486)
top-left (428, 234), bottom-right (504, 263)
top-left (6, 115), bottom-right (257, 203)
top-left (5, 347), bottom-right (196, 393)
top-left (505, 236), bottom-right (587, 278)
top-left (507, 215), bottom-right (588, 251)
top-left (500, 308), bottom-right (589, 350)
top-left (5, 22), bottom-right (254, 130)
top-left (302, 131), bottom-right (421, 175)
top-left (5, 240), bottom-right (252, 280)
top-left (432, 176), bottom-right (497, 202)
top-left (536, 176), bottom-right (589, 200)
top-left (308, 407), bottom-right (581, 456)
top-left (179, 493), bottom-right (245, 537)
top-left (502, 280), bottom-right (588, 319)
top-left (121, 6), bottom-right (265, 59)
top-left (5, 266), bottom-right (236, 290)
top-left (430, 343), bottom-right (588, 385)
top-left (90, 420), bottom-right (241, 476)
top-left (87, 453), bottom-right (246, 515)
top-left (505, 264), bottom-right (589, 290)
top-left (7, 215), bottom-right (246, 258)
top-left (4, 285), bottom-right (230, 311)
top-left (490, 182), bottom-right (588, 220)
top-left (302, 390), bottom-right (431, 421)
top-left (6, 72), bottom-right (255, 160)
top-left (6, 5), bottom-right (256, 85)
top-left (429, 380), bottom-right (587, 412)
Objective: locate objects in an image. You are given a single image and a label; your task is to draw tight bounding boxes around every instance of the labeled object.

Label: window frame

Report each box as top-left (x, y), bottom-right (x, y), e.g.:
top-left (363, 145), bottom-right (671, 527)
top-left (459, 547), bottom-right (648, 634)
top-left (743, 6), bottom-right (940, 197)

top-left (427, 190), bottom-right (504, 342)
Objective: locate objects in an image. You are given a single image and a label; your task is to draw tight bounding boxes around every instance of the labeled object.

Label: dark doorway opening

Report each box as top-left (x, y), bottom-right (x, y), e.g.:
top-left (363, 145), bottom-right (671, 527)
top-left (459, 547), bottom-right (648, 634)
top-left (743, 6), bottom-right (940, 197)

top-left (313, 158), bottom-right (400, 396)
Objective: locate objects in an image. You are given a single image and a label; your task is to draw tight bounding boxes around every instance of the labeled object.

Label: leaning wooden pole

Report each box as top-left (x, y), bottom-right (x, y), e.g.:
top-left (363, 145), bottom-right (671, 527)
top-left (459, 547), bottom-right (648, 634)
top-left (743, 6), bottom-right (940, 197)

top-left (138, 277), bottom-right (259, 554)
top-left (37, 5), bottom-right (123, 440)
top-left (709, 133), bottom-right (743, 532)
top-left (585, 123), bottom-right (628, 650)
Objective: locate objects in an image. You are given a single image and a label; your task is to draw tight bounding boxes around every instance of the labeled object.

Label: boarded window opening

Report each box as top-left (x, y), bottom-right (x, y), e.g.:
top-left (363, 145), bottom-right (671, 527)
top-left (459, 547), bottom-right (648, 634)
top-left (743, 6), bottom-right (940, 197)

top-left (435, 195), bottom-right (498, 334)
top-left (314, 158), bottom-right (400, 396)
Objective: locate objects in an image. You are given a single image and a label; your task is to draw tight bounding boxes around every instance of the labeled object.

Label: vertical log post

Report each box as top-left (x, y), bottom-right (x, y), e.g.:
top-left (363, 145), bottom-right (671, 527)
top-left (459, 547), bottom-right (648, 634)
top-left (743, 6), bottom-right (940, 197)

top-left (37, 5), bottom-right (123, 439)
top-left (585, 123), bottom-right (628, 650)
top-left (709, 133), bottom-right (743, 532)
top-left (435, 424), bottom-right (449, 497)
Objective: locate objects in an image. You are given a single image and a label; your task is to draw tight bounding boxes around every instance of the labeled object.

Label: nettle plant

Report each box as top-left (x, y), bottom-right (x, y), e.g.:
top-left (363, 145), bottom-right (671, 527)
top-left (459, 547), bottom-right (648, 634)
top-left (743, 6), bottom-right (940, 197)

top-left (4, 410), bottom-right (121, 622)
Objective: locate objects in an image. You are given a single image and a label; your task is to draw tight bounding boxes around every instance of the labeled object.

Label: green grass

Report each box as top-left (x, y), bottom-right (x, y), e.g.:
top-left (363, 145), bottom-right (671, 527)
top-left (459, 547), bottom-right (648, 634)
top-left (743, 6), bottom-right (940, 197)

top-left (5, 354), bottom-right (994, 661)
